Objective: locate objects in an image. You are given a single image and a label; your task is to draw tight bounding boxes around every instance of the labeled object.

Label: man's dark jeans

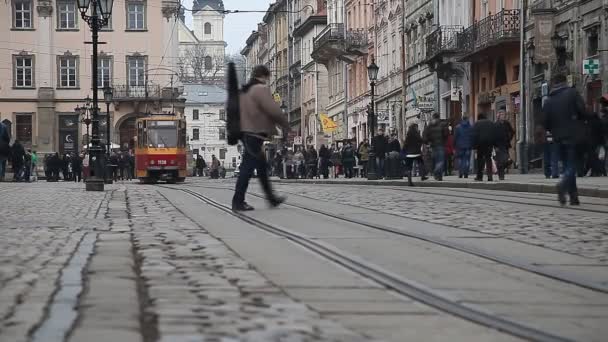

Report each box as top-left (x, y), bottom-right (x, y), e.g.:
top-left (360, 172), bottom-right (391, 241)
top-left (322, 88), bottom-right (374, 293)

top-left (476, 146), bottom-right (493, 180)
top-left (495, 145), bottom-right (509, 179)
top-left (233, 134), bottom-right (274, 205)
top-left (543, 142), bottom-right (559, 178)
top-left (456, 149), bottom-right (471, 177)
top-left (558, 143), bottom-right (578, 197)
top-left (432, 146), bottom-right (445, 178)
top-left (377, 157), bottom-right (385, 178)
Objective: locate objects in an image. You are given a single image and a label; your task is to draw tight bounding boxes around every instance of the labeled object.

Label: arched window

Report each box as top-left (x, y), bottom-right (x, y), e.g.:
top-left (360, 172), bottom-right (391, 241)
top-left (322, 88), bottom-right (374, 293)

top-left (204, 22), bottom-right (211, 34)
top-left (204, 56), bottom-right (212, 70)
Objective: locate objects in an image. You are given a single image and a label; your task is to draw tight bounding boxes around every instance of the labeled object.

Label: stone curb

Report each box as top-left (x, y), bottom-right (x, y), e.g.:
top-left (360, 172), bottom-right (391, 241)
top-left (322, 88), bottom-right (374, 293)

top-left (275, 179), bottom-right (608, 199)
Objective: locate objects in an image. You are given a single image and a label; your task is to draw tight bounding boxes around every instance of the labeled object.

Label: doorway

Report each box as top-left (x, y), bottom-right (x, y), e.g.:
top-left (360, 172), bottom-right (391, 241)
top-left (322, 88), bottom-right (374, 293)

top-left (119, 116), bottom-right (137, 150)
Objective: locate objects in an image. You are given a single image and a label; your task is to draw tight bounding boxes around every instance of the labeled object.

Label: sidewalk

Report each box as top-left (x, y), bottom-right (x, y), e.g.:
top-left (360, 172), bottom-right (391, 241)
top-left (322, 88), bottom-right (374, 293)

top-left (275, 174), bottom-right (608, 198)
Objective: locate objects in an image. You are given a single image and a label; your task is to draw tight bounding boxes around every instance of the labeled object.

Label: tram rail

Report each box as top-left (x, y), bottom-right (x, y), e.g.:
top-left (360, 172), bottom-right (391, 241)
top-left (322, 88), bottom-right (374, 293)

top-left (185, 183), bottom-right (608, 294)
top-left (159, 184), bottom-right (580, 342)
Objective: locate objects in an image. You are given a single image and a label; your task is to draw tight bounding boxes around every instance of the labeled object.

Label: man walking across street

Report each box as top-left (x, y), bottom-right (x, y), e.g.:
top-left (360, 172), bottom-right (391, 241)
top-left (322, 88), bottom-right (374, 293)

top-left (494, 109), bottom-right (515, 180)
top-left (472, 113), bottom-right (496, 182)
top-left (454, 117), bottom-right (473, 178)
top-left (423, 113), bottom-right (449, 181)
top-left (543, 73), bottom-right (589, 205)
top-left (231, 65), bottom-right (288, 211)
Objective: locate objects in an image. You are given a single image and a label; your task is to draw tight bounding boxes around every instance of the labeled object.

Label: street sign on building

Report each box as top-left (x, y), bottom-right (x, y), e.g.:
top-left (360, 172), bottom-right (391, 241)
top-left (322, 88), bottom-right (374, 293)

top-left (583, 59), bottom-right (600, 75)
top-left (293, 136), bottom-right (302, 145)
top-left (273, 93), bottom-right (281, 103)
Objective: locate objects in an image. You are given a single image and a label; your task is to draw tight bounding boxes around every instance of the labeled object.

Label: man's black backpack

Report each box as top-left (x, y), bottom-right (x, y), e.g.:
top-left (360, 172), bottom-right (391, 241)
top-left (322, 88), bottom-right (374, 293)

top-left (226, 62), bottom-right (241, 145)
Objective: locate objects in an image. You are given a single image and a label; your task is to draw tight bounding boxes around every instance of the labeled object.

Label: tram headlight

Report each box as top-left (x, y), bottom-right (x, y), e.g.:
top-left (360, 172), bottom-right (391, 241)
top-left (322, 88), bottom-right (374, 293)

top-left (150, 159), bottom-right (155, 165)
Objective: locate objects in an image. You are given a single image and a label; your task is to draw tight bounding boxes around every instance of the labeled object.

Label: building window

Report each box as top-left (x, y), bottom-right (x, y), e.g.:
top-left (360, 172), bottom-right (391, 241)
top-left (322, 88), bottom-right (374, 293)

top-left (219, 148), bottom-right (226, 160)
top-left (97, 57), bottom-right (112, 88)
top-left (495, 58), bottom-right (507, 87)
top-left (192, 109), bottom-right (199, 120)
top-left (587, 30), bottom-right (599, 57)
top-left (13, 55), bottom-right (34, 88)
top-left (192, 128), bottom-right (199, 141)
top-left (218, 127), bottom-right (226, 140)
top-left (58, 56), bottom-right (79, 88)
top-left (204, 22), bottom-right (211, 34)
top-left (192, 148), bottom-right (199, 155)
top-left (127, 1), bottom-right (146, 30)
top-left (512, 65), bottom-right (520, 82)
top-left (204, 56), bottom-right (213, 70)
top-left (16, 114), bottom-right (33, 146)
top-left (13, 0), bottom-right (32, 29)
top-left (57, 1), bottom-right (78, 29)
top-left (127, 56), bottom-right (146, 87)
top-left (219, 109), bottom-right (226, 121)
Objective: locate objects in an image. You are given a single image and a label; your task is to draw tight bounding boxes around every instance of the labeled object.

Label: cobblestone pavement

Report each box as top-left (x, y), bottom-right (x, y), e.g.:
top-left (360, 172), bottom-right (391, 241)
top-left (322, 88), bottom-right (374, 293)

top-left (0, 182), bottom-right (371, 342)
top-left (128, 186), bottom-right (369, 342)
top-left (266, 183), bottom-right (608, 261)
top-left (0, 182), bottom-right (108, 342)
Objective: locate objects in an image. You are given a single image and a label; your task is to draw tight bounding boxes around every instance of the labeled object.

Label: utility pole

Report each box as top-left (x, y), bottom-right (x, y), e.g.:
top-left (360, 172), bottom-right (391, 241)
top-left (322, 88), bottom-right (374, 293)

top-left (518, 0), bottom-right (528, 174)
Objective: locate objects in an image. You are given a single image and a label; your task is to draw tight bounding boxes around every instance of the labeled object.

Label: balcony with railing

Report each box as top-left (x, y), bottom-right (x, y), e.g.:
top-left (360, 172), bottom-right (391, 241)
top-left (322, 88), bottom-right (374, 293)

top-left (113, 84), bottom-right (162, 100)
top-left (457, 9), bottom-right (521, 62)
top-left (425, 25), bottom-right (464, 65)
top-left (344, 29), bottom-right (368, 56)
top-left (311, 23), bottom-right (345, 63)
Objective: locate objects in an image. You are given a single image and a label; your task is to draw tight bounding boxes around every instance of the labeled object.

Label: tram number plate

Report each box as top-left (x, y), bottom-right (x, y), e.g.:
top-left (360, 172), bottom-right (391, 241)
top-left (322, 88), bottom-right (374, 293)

top-left (157, 160), bottom-right (167, 165)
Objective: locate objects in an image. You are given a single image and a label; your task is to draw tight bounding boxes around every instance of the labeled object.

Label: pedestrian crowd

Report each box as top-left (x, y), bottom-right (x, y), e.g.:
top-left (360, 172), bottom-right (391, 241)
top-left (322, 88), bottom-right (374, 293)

top-left (0, 122), bottom-right (138, 183)
top-left (193, 154), bottom-right (227, 179)
top-left (265, 73), bottom-right (608, 207)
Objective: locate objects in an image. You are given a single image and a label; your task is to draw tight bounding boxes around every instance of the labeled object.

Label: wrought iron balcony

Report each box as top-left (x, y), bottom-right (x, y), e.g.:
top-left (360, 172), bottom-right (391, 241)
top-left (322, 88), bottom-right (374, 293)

top-left (457, 9), bottom-right (521, 62)
top-left (344, 29), bottom-right (368, 56)
top-left (113, 84), bottom-right (162, 100)
top-left (425, 25), bottom-right (464, 64)
top-left (311, 23), bottom-right (345, 63)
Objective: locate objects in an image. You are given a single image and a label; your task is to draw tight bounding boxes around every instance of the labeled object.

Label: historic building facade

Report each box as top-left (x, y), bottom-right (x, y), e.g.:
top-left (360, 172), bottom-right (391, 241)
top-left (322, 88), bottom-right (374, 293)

top-left (183, 84), bottom-right (239, 169)
top-left (0, 0), bottom-right (183, 156)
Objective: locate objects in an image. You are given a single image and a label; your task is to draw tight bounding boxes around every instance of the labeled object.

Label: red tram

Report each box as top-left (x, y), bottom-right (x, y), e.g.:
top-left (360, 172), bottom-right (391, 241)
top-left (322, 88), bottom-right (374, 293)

top-left (134, 115), bottom-right (187, 183)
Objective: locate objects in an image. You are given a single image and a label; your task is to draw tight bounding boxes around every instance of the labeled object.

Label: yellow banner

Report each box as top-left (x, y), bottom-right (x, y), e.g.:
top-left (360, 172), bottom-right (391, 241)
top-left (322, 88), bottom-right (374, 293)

top-left (319, 113), bottom-right (338, 133)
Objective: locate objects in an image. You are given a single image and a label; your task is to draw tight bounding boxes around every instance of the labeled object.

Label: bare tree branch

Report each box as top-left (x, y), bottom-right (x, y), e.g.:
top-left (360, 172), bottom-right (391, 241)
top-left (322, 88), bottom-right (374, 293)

top-left (179, 45), bottom-right (226, 84)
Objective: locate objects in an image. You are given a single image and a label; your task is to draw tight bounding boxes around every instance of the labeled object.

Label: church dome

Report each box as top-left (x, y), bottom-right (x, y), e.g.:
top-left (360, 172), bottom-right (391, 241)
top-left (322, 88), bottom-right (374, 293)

top-left (192, 0), bottom-right (225, 13)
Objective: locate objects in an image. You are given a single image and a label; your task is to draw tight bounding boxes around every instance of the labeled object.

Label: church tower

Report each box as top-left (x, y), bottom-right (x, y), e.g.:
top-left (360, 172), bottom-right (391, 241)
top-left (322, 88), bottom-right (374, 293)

top-left (178, 0), bottom-right (226, 83)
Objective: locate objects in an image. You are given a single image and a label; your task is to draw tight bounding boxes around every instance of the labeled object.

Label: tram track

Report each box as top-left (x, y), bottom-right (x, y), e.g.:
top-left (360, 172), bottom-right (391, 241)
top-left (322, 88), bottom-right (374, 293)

top-left (187, 183), bottom-right (608, 294)
top-left (277, 182), bottom-right (608, 214)
top-left (158, 184), bottom-right (580, 342)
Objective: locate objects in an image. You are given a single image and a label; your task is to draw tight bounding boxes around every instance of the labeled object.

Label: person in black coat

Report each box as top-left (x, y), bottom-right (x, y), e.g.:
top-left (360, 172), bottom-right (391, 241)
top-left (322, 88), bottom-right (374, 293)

top-left (50, 152), bottom-right (62, 181)
top-left (494, 110), bottom-right (515, 180)
top-left (71, 153), bottom-right (83, 182)
top-left (372, 130), bottom-right (389, 178)
top-left (543, 72), bottom-right (589, 205)
top-left (318, 144), bottom-right (331, 179)
top-left (403, 124), bottom-right (428, 185)
top-left (472, 113), bottom-right (496, 182)
top-left (423, 113), bottom-right (449, 180)
top-left (10, 140), bottom-right (26, 181)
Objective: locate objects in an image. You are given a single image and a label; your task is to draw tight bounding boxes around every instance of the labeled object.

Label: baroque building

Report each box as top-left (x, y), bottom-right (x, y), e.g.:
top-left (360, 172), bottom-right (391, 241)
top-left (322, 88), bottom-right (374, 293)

top-left (0, 0), bottom-right (183, 155)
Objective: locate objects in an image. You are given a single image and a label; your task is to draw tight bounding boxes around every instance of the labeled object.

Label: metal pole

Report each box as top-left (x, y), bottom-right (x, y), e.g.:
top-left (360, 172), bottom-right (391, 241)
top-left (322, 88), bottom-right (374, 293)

top-left (86, 2), bottom-right (104, 191)
top-left (104, 101), bottom-right (113, 184)
top-left (518, 0), bottom-right (528, 174)
top-left (367, 81), bottom-right (378, 180)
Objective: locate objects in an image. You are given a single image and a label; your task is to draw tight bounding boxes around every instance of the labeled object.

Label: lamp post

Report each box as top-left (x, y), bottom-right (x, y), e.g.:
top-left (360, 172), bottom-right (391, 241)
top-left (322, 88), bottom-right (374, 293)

top-left (77, 0), bottom-right (113, 191)
top-left (280, 102), bottom-right (288, 179)
top-left (366, 58), bottom-right (379, 180)
top-left (76, 103), bottom-right (91, 149)
top-left (103, 86), bottom-right (113, 184)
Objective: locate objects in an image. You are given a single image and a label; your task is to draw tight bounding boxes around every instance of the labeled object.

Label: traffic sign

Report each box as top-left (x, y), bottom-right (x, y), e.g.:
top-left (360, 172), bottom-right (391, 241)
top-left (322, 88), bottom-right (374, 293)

top-left (583, 59), bottom-right (600, 75)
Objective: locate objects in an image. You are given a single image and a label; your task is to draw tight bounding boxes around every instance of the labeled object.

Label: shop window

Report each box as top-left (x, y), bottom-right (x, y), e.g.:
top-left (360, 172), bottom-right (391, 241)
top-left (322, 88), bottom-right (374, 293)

top-left (587, 29), bottom-right (599, 57)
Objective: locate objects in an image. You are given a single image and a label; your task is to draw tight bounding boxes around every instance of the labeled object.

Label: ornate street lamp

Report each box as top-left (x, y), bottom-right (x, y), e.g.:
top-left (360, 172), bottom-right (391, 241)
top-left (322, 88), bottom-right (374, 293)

top-left (77, 0), bottom-right (113, 191)
top-left (366, 57), bottom-right (379, 180)
top-left (103, 86), bottom-right (113, 184)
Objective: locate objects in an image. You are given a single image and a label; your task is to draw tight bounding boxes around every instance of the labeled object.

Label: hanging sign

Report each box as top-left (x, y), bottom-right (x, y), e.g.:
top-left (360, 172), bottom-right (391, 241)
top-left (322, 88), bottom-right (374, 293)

top-left (533, 10), bottom-right (556, 64)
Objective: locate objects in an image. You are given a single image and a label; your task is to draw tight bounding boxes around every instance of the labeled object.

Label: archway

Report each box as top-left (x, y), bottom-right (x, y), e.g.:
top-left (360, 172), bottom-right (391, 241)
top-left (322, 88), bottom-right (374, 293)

top-left (118, 116), bottom-right (137, 150)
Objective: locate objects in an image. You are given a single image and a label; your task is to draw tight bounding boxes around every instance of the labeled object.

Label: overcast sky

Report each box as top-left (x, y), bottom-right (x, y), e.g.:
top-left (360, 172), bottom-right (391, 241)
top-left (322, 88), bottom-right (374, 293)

top-left (182, 0), bottom-right (274, 55)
